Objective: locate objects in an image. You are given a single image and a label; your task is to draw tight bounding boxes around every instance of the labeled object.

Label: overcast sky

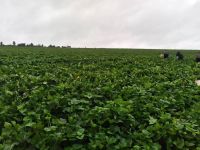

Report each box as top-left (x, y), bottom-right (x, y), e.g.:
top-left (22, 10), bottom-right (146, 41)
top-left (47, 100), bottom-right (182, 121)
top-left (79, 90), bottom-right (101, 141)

top-left (0, 0), bottom-right (200, 49)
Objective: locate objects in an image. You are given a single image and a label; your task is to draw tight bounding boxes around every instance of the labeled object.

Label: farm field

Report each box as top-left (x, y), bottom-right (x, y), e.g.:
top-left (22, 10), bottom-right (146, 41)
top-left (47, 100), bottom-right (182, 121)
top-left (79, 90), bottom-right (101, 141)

top-left (0, 47), bottom-right (200, 150)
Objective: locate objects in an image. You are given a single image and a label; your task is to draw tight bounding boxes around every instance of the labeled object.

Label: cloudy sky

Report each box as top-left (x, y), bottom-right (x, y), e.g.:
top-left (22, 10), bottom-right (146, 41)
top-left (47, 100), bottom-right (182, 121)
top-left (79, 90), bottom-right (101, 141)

top-left (0, 0), bottom-right (200, 49)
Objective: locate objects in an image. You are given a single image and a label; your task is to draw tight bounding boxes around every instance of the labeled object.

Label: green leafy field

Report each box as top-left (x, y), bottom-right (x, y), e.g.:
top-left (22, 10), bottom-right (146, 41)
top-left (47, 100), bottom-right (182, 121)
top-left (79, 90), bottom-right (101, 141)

top-left (0, 47), bottom-right (200, 150)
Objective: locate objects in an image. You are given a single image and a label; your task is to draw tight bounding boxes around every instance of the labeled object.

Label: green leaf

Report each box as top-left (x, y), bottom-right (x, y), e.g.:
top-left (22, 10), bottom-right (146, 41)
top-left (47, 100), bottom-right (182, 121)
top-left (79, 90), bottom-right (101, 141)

top-left (25, 122), bottom-right (36, 127)
top-left (149, 116), bottom-right (157, 125)
top-left (4, 122), bottom-right (12, 128)
top-left (76, 128), bottom-right (85, 140)
top-left (44, 126), bottom-right (57, 132)
top-left (173, 138), bottom-right (185, 149)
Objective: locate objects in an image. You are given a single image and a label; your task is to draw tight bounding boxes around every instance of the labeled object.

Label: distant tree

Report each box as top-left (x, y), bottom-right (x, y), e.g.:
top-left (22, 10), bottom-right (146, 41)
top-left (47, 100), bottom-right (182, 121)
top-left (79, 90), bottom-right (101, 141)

top-left (61, 46), bottom-right (71, 48)
top-left (26, 43), bottom-right (34, 47)
top-left (0, 42), bottom-right (3, 46)
top-left (17, 43), bottom-right (26, 47)
top-left (13, 41), bottom-right (16, 46)
top-left (48, 45), bottom-right (55, 48)
top-left (38, 44), bottom-right (44, 47)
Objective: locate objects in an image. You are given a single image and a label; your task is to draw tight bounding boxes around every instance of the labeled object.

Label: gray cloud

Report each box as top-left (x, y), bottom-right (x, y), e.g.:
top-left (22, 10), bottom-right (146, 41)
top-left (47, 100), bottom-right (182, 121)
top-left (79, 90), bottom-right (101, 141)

top-left (0, 0), bottom-right (200, 49)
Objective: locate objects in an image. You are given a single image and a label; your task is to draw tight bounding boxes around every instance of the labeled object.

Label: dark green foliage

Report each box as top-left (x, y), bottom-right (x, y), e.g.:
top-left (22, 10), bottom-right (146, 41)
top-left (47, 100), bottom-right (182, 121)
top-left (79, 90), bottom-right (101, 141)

top-left (0, 47), bottom-right (199, 150)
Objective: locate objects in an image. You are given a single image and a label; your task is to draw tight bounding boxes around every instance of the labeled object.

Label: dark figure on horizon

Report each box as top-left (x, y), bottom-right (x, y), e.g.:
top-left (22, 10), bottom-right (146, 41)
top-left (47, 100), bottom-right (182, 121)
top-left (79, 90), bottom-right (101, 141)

top-left (176, 51), bottom-right (184, 60)
top-left (163, 51), bottom-right (169, 59)
top-left (196, 54), bottom-right (200, 62)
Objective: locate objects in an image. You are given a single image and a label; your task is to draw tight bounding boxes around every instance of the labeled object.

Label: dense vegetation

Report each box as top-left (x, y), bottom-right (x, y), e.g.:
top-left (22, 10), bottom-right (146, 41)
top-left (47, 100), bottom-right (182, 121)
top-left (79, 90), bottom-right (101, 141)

top-left (0, 47), bottom-right (199, 150)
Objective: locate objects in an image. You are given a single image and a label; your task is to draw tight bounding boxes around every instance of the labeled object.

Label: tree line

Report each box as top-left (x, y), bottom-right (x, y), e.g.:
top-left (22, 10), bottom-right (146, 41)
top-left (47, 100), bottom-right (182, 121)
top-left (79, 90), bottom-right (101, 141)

top-left (0, 41), bottom-right (71, 48)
